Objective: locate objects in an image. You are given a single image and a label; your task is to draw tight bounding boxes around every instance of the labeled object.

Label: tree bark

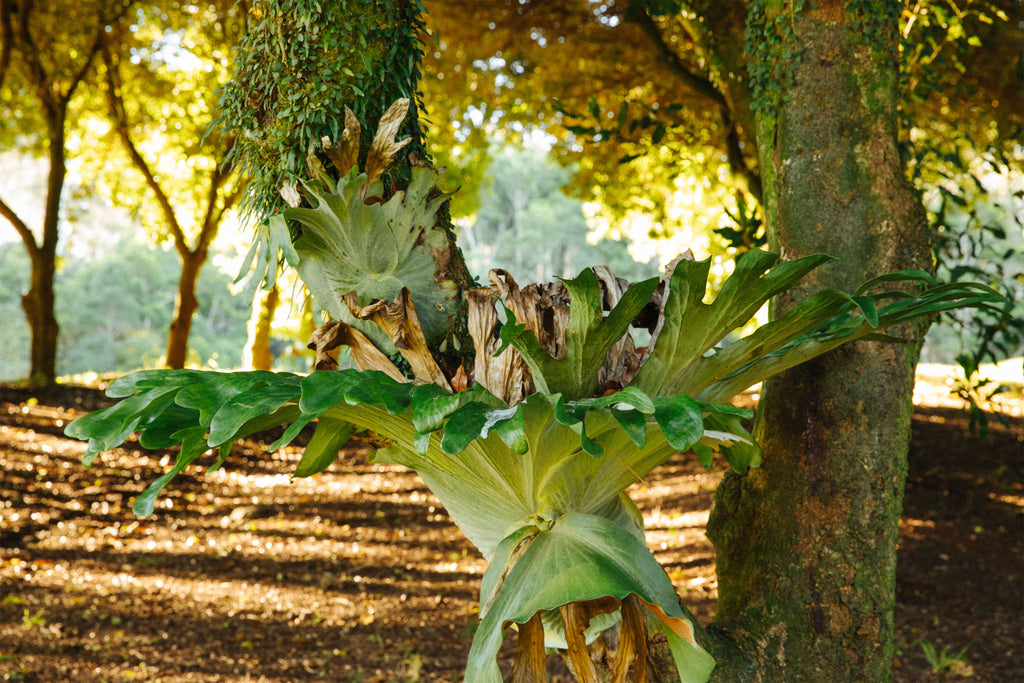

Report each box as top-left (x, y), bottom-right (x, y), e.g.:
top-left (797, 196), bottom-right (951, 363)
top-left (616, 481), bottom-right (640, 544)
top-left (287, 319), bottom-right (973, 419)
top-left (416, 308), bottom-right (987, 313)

top-left (705, 2), bottom-right (931, 680)
top-left (165, 247), bottom-right (206, 369)
top-left (20, 125), bottom-right (65, 385)
top-left (243, 284), bottom-right (280, 371)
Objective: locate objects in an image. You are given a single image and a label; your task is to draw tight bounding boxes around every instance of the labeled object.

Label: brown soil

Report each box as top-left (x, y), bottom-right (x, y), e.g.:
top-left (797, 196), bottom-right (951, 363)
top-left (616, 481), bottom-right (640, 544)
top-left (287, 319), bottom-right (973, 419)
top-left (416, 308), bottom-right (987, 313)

top-left (0, 375), bottom-right (1021, 682)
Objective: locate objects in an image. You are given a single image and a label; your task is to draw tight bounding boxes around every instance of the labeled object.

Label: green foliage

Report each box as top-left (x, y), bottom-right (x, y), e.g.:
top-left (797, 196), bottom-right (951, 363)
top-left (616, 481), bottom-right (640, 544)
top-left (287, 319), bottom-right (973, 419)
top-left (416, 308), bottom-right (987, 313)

top-left (286, 166), bottom-right (459, 350)
top-left (744, 0), bottom-right (808, 115)
top-left (918, 639), bottom-right (971, 675)
top-left (422, 1), bottom-right (1021, 267)
top-left (0, 228), bottom-right (251, 382)
top-left (468, 513), bottom-right (714, 682)
top-left (900, 1), bottom-right (1020, 152)
top-left (74, 1), bottom-right (244, 238)
top-left (421, 0), bottom-right (748, 255)
top-left (216, 0), bottom-right (431, 222)
top-left (918, 149), bottom-right (1023, 365)
top-left (911, 143), bottom-right (1023, 436)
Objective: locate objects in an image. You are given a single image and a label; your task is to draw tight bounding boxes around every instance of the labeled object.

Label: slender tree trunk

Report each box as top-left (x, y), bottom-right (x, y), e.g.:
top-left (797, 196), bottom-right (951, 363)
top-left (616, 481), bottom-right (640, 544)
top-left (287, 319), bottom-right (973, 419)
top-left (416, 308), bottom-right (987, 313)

top-left (2, 0), bottom-right (130, 385)
top-left (165, 248), bottom-right (206, 369)
top-left (243, 284), bottom-right (280, 370)
top-left (22, 244), bottom-right (59, 385)
top-left (705, 3), bottom-right (931, 680)
top-left (20, 122), bottom-right (66, 386)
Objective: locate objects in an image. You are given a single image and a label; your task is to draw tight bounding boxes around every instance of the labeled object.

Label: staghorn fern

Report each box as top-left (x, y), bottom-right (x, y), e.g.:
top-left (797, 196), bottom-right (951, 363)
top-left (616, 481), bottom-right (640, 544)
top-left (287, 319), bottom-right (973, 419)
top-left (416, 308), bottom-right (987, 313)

top-left (66, 100), bottom-right (1006, 682)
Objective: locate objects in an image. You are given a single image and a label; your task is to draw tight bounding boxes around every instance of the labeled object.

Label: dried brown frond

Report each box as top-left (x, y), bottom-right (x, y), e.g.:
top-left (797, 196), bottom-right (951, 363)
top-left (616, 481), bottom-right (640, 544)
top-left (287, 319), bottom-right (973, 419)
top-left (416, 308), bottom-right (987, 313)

top-left (363, 98), bottom-right (412, 194)
top-left (344, 288), bottom-right (451, 389)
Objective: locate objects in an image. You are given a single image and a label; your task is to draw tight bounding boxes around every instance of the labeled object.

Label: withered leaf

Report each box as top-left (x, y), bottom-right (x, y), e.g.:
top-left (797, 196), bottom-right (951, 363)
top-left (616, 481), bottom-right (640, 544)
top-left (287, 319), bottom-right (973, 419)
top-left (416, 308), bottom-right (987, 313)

top-left (323, 107), bottom-right (361, 177)
top-left (308, 320), bottom-right (406, 381)
top-left (280, 180), bottom-right (302, 208)
top-left (344, 288), bottom-right (451, 390)
top-left (362, 98), bottom-right (412, 195)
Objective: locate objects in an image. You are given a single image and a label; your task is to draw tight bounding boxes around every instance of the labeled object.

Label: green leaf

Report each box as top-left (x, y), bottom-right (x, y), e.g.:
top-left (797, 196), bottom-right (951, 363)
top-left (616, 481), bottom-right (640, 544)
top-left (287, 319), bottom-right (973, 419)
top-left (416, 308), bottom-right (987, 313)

top-left (294, 417), bottom-right (354, 477)
top-left (466, 513), bottom-right (715, 683)
top-left (693, 443), bottom-right (714, 470)
top-left (410, 382), bottom-right (461, 433)
top-left (612, 407), bottom-right (648, 448)
top-left (701, 411), bottom-right (760, 473)
top-left (851, 295), bottom-right (879, 327)
top-left (632, 250), bottom-right (1003, 405)
top-left (854, 268), bottom-right (937, 295)
top-left (208, 379), bottom-right (301, 447)
top-left (106, 369), bottom-right (207, 397)
top-left (494, 407), bottom-right (528, 454)
top-left (298, 369), bottom-right (366, 416)
top-left (132, 425), bottom-right (210, 516)
top-left (634, 250), bottom-right (832, 397)
top-left (176, 372), bottom-right (281, 427)
top-left (66, 387), bottom-right (183, 465)
top-left (287, 167), bottom-right (459, 351)
top-left (137, 403), bottom-right (202, 450)
top-left (501, 270), bottom-right (659, 399)
top-left (695, 280), bottom-right (1004, 404)
top-left (652, 395), bottom-right (704, 452)
top-left (616, 100), bottom-right (628, 129)
top-left (440, 403), bottom-right (522, 455)
top-left (343, 370), bottom-right (413, 415)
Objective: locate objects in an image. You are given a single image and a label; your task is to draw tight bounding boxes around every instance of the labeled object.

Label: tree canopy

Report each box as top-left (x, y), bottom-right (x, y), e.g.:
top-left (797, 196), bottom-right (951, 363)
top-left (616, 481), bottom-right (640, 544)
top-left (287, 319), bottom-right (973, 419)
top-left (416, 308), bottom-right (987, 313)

top-left (420, 0), bottom-right (1022, 250)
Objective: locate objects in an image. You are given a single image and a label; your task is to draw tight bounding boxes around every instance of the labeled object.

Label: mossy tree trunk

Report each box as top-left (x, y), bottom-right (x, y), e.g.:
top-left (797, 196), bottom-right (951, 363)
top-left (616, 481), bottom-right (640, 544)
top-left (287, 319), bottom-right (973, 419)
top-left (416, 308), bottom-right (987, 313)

top-left (703, 2), bottom-right (932, 680)
top-left (218, 0), bottom-right (476, 371)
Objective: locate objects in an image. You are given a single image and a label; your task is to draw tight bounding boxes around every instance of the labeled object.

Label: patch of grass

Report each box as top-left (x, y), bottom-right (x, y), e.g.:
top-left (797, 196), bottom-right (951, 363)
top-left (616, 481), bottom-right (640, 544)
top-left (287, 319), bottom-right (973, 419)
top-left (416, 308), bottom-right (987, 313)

top-left (21, 609), bottom-right (45, 629)
top-left (919, 639), bottom-right (973, 676)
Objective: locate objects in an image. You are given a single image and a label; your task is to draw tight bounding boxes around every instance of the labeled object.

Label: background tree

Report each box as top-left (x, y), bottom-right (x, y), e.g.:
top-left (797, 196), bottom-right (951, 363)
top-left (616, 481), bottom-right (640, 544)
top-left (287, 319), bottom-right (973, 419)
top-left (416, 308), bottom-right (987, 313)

top-left (0, 0), bottom-right (131, 385)
top-left (0, 216), bottom-right (252, 380)
top-left (85, 1), bottom-right (247, 368)
top-left (421, 0), bottom-right (1021, 250)
top-left (460, 144), bottom-right (649, 282)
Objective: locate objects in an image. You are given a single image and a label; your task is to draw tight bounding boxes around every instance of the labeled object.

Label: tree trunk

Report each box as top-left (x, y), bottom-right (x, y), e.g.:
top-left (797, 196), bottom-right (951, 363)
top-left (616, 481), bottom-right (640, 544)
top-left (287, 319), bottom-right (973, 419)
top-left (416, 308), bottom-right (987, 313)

top-left (22, 243), bottom-right (59, 386)
top-left (705, 3), bottom-right (931, 680)
top-left (165, 248), bottom-right (205, 369)
top-left (21, 122), bottom-right (67, 386)
top-left (243, 284), bottom-right (280, 371)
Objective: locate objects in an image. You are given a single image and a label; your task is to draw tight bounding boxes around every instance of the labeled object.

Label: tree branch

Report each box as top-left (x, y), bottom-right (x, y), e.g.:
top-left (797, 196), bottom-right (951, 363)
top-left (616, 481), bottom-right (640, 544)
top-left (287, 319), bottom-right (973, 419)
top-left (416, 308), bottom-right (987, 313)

top-left (101, 42), bottom-right (189, 255)
top-left (0, 0), bottom-right (13, 94)
top-left (0, 192), bottom-right (38, 255)
top-left (722, 110), bottom-right (763, 203)
top-left (628, 5), bottom-right (727, 108)
top-left (197, 157), bottom-right (234, 254)
top-left (64, 1), bottom-right (132, 107)
top-left (14, 0), bottom-right (58, 122)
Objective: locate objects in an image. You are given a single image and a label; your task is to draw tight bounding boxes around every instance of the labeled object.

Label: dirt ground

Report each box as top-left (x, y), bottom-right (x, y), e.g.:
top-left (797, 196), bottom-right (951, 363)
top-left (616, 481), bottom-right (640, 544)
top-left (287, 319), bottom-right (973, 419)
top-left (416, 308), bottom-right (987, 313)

top-left (0, 371), bottom-right (1021, 682)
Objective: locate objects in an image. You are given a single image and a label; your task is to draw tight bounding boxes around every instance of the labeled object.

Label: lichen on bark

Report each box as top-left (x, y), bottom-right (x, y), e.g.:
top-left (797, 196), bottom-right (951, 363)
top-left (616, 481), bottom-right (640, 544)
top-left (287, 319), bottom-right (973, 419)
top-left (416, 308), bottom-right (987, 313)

top-left (706, 2), bottom-right (931, 680)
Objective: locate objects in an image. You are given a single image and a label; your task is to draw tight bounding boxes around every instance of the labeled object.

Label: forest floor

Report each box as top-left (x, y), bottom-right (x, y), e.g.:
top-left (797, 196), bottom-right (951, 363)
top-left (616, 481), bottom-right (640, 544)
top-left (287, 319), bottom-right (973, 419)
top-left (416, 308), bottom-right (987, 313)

top-left (0, 366), bottom-right (1021, 682)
